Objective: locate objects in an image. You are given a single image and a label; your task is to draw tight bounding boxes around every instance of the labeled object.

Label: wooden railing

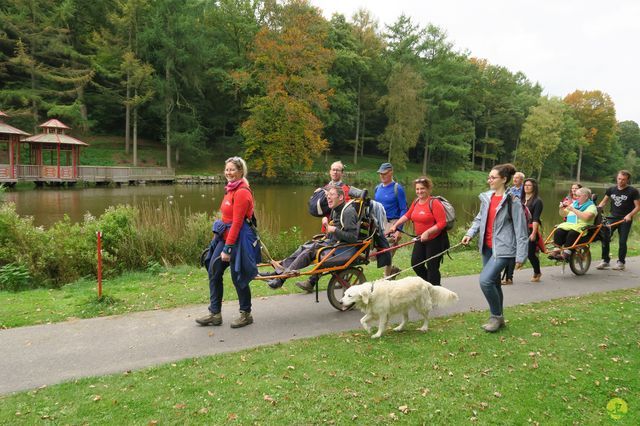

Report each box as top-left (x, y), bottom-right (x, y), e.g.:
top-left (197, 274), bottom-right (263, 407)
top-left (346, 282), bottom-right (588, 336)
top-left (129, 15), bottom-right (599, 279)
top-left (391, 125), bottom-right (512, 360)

top-left (78, 166), bottom-right (175, 182)
top-left (0, 164), bottom-right (175, 183)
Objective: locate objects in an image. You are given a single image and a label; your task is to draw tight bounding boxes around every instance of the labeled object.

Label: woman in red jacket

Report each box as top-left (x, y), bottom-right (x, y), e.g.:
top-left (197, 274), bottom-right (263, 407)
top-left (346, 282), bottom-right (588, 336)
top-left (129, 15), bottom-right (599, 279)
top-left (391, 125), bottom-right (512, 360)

top-left (389, 176), bottom-right (449, 285)
top-left (196, 157), bottom-right (258, 329)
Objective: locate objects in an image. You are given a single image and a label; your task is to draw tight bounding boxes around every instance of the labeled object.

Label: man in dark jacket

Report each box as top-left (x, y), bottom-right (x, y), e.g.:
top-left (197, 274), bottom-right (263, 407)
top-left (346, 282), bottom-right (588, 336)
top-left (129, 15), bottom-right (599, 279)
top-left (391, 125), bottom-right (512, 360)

top-left (267, 186), bottom-right (359, 289)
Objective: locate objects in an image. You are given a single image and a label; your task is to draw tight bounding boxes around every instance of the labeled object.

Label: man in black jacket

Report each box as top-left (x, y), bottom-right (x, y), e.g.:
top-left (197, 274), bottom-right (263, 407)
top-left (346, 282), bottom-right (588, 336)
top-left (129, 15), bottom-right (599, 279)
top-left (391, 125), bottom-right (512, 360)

top-left (267, 186), bottom-right (359, 289)
top-left (596, 170), bottom-right (640, 271)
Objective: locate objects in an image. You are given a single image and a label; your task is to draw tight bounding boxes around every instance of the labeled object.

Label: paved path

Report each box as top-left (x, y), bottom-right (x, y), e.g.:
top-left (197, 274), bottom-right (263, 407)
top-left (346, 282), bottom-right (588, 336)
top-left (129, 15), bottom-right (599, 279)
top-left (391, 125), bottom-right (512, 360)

top-left (1, 258), bottom-right (639, 395)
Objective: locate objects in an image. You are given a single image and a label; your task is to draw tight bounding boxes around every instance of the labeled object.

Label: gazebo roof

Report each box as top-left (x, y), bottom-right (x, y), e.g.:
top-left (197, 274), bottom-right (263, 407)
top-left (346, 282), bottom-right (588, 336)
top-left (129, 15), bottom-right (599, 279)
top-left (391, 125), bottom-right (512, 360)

top-left (39, 119), bottom-right (71, 129)
top-left (0, 121), bottom-right (31, 136)
top-left (24, 132), bottom-right (89, 146)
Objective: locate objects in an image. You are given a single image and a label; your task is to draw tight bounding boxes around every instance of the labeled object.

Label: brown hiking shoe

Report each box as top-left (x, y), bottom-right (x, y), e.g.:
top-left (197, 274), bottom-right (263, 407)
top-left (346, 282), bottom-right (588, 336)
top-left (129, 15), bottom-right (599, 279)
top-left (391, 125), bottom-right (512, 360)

top-left (230, 310), bottom-right (253, 328)
top-left (195, 312), bottom-right (222, 326)
top-left (296, 279), bottom-right (316, 293)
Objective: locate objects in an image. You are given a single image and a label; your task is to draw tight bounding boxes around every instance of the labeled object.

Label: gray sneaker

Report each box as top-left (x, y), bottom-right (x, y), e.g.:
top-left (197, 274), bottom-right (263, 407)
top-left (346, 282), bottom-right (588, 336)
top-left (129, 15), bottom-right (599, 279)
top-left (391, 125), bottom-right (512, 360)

top-left (230, 310), bottom-right (253, 328)
top-left (595, 261), bottom-right (610, 270)
top-left (195, 312), bottom-right (222, 326)
top-left (611, 261), bottom-right (625, 271)
top-left (482, 315), bottom-right (505, 333)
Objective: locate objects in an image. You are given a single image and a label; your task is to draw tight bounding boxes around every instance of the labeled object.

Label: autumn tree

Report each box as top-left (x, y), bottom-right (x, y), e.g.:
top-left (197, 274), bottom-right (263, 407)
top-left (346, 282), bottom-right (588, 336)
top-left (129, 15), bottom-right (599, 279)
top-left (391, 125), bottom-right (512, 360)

top-left (242, 0), bottom-right (334, 177)
top-left (564, 90), bottom-right (617, 181)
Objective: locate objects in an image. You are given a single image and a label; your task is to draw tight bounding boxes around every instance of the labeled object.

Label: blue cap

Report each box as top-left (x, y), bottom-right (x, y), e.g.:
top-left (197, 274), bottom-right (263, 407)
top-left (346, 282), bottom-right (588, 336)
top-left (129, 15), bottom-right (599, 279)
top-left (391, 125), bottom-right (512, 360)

top-left (377, 162), bottom-right (393, 173)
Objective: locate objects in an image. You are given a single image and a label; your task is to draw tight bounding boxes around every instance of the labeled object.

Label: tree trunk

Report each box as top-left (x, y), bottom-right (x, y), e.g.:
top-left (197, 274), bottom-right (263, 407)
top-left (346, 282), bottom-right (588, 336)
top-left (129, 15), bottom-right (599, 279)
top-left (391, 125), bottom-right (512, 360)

top-left (481, 125), bottom-right (488, 172)
top-left (353, 74), bottom-right (361, 165)
top-left (133, 105), bottom-right (138, 166)
top-left (471, 118), bottom-right (476, 168)
top-left (576, 145), bottom-right (583, 182)
top-left (422, 130), bottom-right (429, 175)
top-left (76, 85), bottom-right (89, 133)
top-left (125, 68), bottom-right (131, 154)
top-left (165, 62), bottom-right (173, 169)
top-left (360, 111), bottom-right (366, 157)
top-left (175, 146), bottom-right (180, 164)
top-left (31, 65), bottom-right (38, 133)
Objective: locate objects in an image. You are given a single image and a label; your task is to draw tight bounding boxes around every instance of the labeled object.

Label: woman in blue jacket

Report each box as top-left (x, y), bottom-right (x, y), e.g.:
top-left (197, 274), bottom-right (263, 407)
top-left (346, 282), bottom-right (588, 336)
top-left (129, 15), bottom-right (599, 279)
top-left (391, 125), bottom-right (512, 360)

top-left (461, 163), bottom-right (529, 332)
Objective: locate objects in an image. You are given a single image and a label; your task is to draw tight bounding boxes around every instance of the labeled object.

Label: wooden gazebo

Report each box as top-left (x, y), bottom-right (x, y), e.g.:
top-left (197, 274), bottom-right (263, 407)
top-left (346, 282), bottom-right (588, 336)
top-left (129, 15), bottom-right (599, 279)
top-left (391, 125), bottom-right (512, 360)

top-left (0, 110), bottom-right (31, 183)
top-left (22, 119), bottom-right (89, 182)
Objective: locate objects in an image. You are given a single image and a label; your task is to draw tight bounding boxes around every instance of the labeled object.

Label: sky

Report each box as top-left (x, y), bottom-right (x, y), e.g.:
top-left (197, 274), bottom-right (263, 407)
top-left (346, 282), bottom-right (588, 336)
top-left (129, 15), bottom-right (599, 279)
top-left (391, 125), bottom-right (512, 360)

top-left (309, 0), bottom-right (639, 123)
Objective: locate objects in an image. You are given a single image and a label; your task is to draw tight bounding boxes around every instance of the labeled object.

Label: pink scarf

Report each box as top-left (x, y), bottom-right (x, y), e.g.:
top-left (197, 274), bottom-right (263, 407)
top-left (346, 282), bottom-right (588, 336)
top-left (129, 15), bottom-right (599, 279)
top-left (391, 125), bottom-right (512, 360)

top-left (225, 178), bottom-right (246, 193)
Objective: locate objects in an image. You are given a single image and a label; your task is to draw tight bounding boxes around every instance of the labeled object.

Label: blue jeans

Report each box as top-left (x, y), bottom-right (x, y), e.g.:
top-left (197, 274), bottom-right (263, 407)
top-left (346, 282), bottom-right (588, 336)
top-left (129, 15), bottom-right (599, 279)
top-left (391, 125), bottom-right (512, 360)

top-left (480, 246), bottom-right (512, 316)
top-left (208, 239), bottom-right (252, 314)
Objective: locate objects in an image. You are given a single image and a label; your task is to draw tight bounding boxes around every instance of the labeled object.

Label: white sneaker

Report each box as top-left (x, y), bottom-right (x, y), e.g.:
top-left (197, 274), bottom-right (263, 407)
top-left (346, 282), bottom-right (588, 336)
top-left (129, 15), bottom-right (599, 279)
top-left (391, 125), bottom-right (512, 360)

top-left (595, 261), bottom-right (610, 270)
top-left (611, 261), bottom-right (625, 271)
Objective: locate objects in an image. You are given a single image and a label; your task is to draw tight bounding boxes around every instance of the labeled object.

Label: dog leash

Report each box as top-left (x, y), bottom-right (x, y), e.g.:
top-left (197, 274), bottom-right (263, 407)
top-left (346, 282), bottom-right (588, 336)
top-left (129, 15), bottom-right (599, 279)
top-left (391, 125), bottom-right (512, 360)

top-left (384, 242), bottom-right (464, 281)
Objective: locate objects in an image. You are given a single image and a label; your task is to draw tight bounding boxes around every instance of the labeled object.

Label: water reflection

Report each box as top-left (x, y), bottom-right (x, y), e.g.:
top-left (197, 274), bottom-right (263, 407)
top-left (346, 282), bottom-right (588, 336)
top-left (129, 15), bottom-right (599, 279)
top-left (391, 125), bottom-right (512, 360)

top-left (3, 183), bottom-right (611, 239)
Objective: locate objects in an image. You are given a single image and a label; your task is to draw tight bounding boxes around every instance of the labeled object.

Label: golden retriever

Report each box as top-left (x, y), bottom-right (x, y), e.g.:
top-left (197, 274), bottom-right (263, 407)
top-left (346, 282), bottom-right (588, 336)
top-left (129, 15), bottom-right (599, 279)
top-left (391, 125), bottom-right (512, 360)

top-left (340, 276), bottom-right (459, 338)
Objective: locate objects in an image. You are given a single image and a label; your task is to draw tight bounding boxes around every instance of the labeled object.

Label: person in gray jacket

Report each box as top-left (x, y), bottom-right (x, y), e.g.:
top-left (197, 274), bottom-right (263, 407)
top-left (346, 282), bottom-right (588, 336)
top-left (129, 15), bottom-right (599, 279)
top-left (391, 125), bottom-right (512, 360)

top-left (266, 186), bottom-right (359, 289)
top-left (461, 163), bottom-right (529, 332)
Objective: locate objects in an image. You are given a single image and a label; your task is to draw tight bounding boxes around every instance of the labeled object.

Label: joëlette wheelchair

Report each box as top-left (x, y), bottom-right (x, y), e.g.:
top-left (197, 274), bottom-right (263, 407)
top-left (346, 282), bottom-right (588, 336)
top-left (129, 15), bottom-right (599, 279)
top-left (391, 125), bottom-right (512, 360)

top-left (254, 192), bottom-right (380, 311)
top-left (543, 203), bottom-right (624, 276)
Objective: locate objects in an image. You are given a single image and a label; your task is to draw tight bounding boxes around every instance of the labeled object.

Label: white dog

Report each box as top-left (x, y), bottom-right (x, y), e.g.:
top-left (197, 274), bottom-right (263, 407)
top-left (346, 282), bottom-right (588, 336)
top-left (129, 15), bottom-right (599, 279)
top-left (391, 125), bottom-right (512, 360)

top-left (340, 276), bottom-right (459, 338)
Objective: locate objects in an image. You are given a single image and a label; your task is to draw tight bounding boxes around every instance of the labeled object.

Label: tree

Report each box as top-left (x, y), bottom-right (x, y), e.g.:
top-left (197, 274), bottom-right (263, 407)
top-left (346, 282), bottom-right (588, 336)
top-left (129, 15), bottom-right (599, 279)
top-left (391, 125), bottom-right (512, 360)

top-left (378, 64), bottom-right (426, 169)
top-left (564, 90), bottom-right (617, 181)
top-left (617, 120), bottom-right (640, 156)
top-left (242, 0), bottom-right (334, 177)
top-left (515, 97), bottom-right (565, 179)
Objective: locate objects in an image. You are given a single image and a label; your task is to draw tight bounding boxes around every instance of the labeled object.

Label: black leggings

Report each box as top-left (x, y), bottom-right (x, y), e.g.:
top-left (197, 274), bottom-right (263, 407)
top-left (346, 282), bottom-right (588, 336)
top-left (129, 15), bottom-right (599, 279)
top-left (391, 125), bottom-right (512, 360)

top-left (411, 232), bottom-right (447, 286)
top-left (528, 240), bottom-right (541, 275)
top-left (553, 228), bottom-right (588, 248)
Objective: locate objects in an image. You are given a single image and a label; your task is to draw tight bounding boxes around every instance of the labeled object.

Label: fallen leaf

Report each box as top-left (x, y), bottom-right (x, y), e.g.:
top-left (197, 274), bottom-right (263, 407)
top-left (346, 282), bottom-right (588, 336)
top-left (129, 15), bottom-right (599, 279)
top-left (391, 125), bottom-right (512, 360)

top-left (148, 421), bottom-right (158, 426)
top-left (208, 331), bottom-right (214, 337)
top-left (198, 407), bottom-right (209, 414)
top-left (287, 365), bottom-right (295, 370)
top-left (531, 332), bottom-right (541, 337)
top-left (227, 413), bottom-right (238, 420)
top-left (263, 395), bottom-right (276, 405)
top-left (389, 412), bottom-right (398, 420)
top-left (421, 388), bottom-right (430, 396)
top-left (494, 392), bottom-right (502, 398)
top-left (93, 395), bottom-right (102, 402)
top-left (398, 405), bottom-right (409, 414)
top-left (174, 403), bottom-right (186, 409)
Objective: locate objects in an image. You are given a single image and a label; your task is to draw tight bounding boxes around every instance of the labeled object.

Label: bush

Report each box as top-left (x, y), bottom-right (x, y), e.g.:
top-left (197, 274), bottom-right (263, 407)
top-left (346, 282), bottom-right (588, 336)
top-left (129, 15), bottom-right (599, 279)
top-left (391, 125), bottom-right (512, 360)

top-left (0, 263), bottom-right (32, 291)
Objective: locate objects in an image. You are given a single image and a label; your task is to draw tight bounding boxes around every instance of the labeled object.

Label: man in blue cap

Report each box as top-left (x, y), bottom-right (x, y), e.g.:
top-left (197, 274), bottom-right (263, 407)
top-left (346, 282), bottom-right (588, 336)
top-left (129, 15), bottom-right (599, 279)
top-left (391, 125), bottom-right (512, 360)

top-left (374, 162), bottom-right (407, 277)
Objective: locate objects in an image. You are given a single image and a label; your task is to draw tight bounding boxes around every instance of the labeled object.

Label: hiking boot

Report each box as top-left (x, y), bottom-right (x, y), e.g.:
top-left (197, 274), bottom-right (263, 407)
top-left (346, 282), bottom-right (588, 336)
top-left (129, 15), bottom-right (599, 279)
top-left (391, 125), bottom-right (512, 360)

top-left (385, 266), bottom-right (401, 279)
top-left (195, 312), bottom-right (222, 326)
top-left (611, 261), bottom-right (625, 271)
top-left (482, 315), bottom-right (505, 333)
top-left (595, 261), bottom-right (610, 270)
top-left (230, 310), bottom-right (253, 328)
top-left (501, 278), bottom-right (513, 285)
top-left (267, 278), bottom-right (284, 289)
top-left (296, 279), bottom-right (315, 293)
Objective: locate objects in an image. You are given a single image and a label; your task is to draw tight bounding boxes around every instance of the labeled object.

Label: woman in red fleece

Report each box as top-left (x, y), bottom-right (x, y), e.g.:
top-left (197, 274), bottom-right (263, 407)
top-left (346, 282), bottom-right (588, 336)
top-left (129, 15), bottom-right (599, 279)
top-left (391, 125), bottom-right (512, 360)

top-left (196, 157), bottom-right (257, 329)
top-left (389, 176), bottom-right (449, 285)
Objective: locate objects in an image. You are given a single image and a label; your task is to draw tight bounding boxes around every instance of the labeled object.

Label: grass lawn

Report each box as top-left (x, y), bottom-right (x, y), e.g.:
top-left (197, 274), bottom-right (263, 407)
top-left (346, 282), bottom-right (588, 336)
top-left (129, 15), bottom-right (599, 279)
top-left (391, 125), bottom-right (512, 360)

top-left (0, 288), bottom-right (637, 424)
top-left (1, 233), bottom-right (638, 329)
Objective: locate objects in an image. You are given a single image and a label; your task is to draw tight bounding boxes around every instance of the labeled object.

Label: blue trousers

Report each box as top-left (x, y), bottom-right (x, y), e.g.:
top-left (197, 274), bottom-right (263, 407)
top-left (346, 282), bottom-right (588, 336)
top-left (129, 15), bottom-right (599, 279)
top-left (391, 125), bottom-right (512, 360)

top-left (208, 239), bottom-right (252, 314)
top-left (480, 247), bottom-right (513, 316)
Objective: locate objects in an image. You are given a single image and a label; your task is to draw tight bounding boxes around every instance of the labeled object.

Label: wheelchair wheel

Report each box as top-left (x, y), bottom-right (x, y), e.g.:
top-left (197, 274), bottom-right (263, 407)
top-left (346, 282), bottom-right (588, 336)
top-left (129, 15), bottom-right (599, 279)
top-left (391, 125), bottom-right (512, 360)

top-left (327, 267), bottom-right (365, 311)
top-left (569, 247), bottom-right (591, 275)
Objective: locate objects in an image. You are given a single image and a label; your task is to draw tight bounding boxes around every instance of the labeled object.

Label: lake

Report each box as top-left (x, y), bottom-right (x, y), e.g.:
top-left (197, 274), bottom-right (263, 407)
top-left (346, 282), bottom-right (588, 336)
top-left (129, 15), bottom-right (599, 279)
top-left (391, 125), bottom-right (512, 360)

top-left (3, 182), bottom-right (611, 238)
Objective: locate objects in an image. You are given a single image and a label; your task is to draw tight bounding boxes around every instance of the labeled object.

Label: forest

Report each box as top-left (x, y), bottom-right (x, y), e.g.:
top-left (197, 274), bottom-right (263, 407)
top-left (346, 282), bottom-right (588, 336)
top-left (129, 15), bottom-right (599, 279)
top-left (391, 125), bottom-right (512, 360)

top-left (1, 0), bottom-right (639, 180)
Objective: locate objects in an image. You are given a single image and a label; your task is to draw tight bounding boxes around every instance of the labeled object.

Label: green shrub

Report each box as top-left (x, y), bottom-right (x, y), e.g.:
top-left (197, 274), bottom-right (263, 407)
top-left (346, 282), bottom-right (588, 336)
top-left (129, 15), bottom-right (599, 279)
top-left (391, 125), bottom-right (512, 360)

top-left (0, 263), bottom-right (32, 291)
